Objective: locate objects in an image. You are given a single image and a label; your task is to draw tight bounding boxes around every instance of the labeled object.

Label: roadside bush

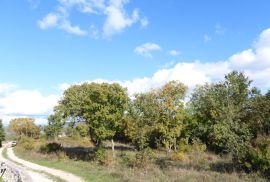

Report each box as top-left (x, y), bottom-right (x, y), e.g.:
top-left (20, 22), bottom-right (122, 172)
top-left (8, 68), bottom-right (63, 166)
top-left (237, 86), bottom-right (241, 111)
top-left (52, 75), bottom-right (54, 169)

top-left (39, 142), bottom-right (63, 154)
top-left (19, 136), bottom-right (35, 151)
top-left (56, 151), bottom-right (69, 161)
top-left (23, 142), bottom-right (35, 151)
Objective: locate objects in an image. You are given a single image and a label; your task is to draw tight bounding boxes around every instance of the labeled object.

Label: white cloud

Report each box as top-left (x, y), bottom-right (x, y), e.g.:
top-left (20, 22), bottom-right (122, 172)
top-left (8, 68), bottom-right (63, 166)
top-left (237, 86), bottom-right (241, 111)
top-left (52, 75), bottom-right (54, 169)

top-left (0, 89), bottom-right (59, 126)
top-left (140, 18), bottom-right (149, 27)
top-left (3, 27), bottom-right (270, 126)
top-left (60, 20), bottom-right (87, 36)
top-left (204, 34), bottom-right (212, 42)
top-left (62, 27), bottom-right (270, 95)
top-left (168, 50), bottom-right (181, 56)
top-left (134, 43), bottom-right (162, 58)
top-left (103, 1), bottom-right (140, 37)
top-left (38, 13), bottom-right (59, 29)
top-left (38, 0), bottom-right (146, 38)
top-left (0, 83), bottom-right (16, 95)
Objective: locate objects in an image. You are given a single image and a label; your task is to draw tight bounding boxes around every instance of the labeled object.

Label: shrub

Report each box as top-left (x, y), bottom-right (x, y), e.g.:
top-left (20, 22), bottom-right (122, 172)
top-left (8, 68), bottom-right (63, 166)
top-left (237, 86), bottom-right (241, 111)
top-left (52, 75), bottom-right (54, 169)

top-left (238, 136), bottom-right (270, 176)
top-left (39, 142), bottom-right (63, 154)
top-left (134, 148), bottom-right (156, 169)
top-left (92, 147), bottom-right (114, 166)
top-left (56, 151), bottom-right (69, 161)
top-left (23, 142), bottom-right (35, 151)
top-left (178, 139), bottom-right (207, 153)
top-left (171, 151), bottom-right (187, 161)
top-left (119, 152), bottom-right (135, 167)
top-left (19, 136), bottom-right (35, 151)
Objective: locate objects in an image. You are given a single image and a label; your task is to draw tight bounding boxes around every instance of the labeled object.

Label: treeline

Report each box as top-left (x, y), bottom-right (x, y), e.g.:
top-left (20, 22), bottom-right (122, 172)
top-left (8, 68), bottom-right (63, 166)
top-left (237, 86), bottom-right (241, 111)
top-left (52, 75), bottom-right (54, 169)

top-left (16, 71), bottom-right (270, 175)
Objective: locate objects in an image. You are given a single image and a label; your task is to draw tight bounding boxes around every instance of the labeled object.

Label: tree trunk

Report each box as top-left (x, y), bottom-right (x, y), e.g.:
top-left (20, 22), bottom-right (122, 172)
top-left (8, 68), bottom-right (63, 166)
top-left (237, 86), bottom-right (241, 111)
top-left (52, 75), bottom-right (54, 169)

top-left (111, 139), bottom-right (115, 151)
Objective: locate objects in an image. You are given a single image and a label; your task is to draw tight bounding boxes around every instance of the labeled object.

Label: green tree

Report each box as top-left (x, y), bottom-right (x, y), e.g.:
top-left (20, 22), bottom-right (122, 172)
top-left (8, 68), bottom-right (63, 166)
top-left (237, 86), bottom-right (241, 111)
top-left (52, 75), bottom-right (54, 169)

top-left (44, 114), bottom-right (65, 139)
top-left (0, 119), bottom-right (5, 147)
top-left (9, 118), bottom-right (40, 139)
top-left (51, 83), bottom-right (129, 150)
top-left (125, 81), bottom-right (187, 151)
top-left (189, 71), bottom-right (253, 155)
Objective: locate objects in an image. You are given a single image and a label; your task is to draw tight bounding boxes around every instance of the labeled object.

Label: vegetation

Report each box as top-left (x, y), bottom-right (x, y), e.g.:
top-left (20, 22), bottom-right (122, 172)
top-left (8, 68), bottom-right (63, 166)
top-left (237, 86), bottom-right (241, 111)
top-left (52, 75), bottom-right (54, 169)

top-left (9, 71), bottom-right (270, 181)
top-left (9, 118), bottom-right (40, 139)
top-left (0, 119), bottom-right (5, 147)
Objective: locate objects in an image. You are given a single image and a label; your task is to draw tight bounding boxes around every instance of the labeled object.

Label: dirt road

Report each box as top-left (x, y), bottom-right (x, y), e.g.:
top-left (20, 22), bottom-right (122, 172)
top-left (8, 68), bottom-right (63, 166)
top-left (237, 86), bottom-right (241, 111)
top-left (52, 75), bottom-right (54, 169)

top-left (0, 143), bottom-right (85, 182)
top-left (0, 146), bottom-right (52, 182)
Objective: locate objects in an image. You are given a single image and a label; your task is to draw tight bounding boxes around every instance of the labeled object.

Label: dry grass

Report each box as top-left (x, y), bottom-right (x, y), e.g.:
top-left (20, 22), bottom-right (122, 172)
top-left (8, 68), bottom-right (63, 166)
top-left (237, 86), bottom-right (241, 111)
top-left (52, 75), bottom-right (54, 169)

top-left (14, 137), bottom-right (267, 182)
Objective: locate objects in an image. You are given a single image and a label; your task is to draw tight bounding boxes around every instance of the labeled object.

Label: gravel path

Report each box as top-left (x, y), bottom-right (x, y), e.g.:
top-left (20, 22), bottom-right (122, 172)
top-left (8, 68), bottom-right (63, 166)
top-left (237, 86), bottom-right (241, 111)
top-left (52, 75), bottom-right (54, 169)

top-left (7, 147), bottom-right (85, 182)
top-left (0, 146), bottom-right (52, 182)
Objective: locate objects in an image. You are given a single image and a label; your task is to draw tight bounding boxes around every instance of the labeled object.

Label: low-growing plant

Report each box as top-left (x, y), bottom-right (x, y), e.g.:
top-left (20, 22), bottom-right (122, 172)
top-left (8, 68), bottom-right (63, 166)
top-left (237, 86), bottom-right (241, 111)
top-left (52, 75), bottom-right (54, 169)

top-left (134, 148), bottom-right (156, 170)
top-left (171, 151), bottom-right (188, 161)
top-left (39, 142), bottom-right (63, 154)
top-left (92, 147), bottom-right (114, 166)
top-left (119, 151), bottom-right (135, 167)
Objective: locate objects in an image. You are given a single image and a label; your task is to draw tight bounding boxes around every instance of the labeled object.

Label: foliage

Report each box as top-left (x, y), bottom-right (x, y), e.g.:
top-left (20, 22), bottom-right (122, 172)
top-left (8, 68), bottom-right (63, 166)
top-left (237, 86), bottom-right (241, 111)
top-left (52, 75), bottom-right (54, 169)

top-left (0, 119), bottom-right (5, 147)
top-left (9, 118), bottom-right (40, 139)
top-left (92, 147), bottom-right (114, 166)
top-left (66, 127), bottom-right (79, 138)
top-left (76, 123), bottom-right (89, 137)
top-left (125, 81), bottom-right (187, 150)
top-left (40, 142), bottom-right (63, 154)
top-left (134, 148), bottom-right (156, 169)
top-left (51, 83), bottom-right (129, 147)
top-left (238, 136), bottom-right (270, 176)
top-left (189, 71), bottom-right (254, 155)
top-left (44, 114), bottom-right (65, 139)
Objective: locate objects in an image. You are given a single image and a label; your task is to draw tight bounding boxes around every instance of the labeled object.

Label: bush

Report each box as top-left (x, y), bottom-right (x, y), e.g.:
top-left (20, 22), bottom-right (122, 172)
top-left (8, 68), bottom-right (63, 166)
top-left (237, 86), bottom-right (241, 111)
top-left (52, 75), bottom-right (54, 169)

top-left (178, 139), bottom-right (207, 153)
top-left (171, 151), bottom-right (187, 161)
top-left (119, 152), bottom-right (135, 167)
top-left (134, 148), bottom-right (156, 169)
top-left (19, 136), bottom-right (35, 151)
top-left (92, 147), bottom-right (114, 166)
top-left (23, 142), bottom-right (35, 151)
top-left (39, 142), bottom-right (63, 154)
top-left (238, 136), bottom-right (270, 176)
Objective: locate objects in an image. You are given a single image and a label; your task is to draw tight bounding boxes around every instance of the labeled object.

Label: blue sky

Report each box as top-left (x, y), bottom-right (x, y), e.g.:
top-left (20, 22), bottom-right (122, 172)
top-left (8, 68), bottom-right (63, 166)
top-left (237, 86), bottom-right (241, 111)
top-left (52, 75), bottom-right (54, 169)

top-left (1, 0), bottom-right (270, 125)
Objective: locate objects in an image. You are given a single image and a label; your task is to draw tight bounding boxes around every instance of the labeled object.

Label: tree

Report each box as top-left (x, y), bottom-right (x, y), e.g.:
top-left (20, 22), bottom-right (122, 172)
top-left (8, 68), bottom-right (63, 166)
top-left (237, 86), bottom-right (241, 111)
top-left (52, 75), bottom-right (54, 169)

top-left (189, 71), bottom-right (253, 155)
top-left (125, 81), bottom-right (187, 151)
top-left (44, 114), bottom-right (65, 139)
top-left (9, 118), bottom-right (40, 139)
top-left (51, 83), bottom-right (129, 150)
top-left (0, 119), bottom-right (5, 147)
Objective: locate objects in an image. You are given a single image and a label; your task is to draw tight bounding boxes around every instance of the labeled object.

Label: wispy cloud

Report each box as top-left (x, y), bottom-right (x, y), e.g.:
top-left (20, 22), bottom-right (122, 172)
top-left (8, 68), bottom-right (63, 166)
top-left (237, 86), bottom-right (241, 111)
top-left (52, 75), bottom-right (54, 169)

top-left (134, 43), bottom-right (162, 58)
top-left (37, 0), bottom-right (147, 38)
top-left (168, 50), bottom-right (181, 56)
top-left (215, 24), bottom-right (226, 35)
top-left (204, 34), bottom-right (212, 42)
